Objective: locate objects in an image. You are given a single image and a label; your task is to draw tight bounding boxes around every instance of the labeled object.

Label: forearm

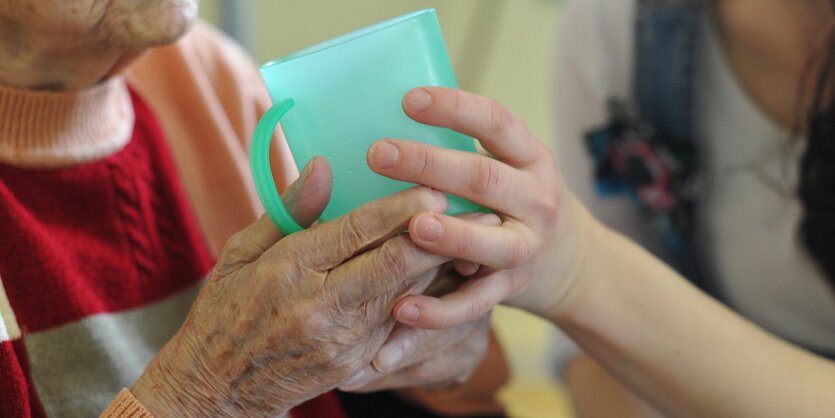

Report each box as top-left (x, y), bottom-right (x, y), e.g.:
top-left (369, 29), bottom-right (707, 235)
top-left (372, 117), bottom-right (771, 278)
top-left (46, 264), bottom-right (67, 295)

top-left (565, 354), bottom-right (664, 418)
top-left (549, 221), bottom-right (835, 417)
top-left (367, 85), bottom-right (835, 415)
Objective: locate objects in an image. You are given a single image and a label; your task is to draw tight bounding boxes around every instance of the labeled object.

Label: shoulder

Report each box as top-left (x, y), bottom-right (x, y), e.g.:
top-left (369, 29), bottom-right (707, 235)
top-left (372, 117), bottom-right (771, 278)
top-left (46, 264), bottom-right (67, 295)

top-left (124, 21), bottom-right (273, 150)
top-left (128, 22), bottom-right (261, 97)
top-left (172, 21), bottom-right (263, 84)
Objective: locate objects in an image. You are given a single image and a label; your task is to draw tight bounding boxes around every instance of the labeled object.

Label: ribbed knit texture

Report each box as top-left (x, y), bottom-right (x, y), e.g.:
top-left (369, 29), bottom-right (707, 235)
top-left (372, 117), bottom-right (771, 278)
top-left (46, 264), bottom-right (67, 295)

top-left (0, 78), bottom-right (133, 168)
top-left (0, 22), bottom-right (506, 416)
top-left (0, 87), bottom-right (216, 416)
top-left (0, 339), bottom-right (45, 417)
top-left (101, 390), bottom-right (153, 418)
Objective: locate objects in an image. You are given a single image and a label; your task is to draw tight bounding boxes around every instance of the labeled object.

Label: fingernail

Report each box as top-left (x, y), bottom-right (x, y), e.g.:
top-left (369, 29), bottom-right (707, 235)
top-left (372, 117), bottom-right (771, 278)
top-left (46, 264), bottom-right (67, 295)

top-left (415, 214), bottom-right (443, 241)
top-left (459, 261), bottom-right (478, 276)
top-left (476, 212), bottom-right (500, 225)
top-left (369, 140), bottom-right (400, 169)
top-left (373, 343), bottom-right (404, 373)
top-left (338, 369), bottom-right (369, 391)
top-left (397, 304), bottom-right (421, 322)
top-left (430, 190), bottom-right (449, 212)
top-left (298, 159), bottom-right (314, 184)
top-left (403, 88), bottom-right (432, 113)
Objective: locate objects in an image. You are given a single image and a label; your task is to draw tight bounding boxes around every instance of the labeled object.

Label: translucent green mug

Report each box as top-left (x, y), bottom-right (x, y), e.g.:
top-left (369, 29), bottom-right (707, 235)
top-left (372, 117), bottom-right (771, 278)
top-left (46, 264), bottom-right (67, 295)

top-left (251, 8), bottom-right (484, 235)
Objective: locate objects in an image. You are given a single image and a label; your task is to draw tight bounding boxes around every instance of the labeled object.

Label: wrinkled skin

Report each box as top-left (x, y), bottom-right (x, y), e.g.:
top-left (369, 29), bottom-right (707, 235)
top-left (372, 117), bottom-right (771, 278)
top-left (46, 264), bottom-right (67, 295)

top-left (134, 181), bottom-right (445, 414)
top-left (132, 157), bottom-right (497, 416)
top-left (339, 211), bottom-right (499, 393)
top-left (0, 0), bottom-right (197, 90)
top-left (340, 312), bottom-right (492, 392)
top-left (0, 0), bottom-right (498, 409)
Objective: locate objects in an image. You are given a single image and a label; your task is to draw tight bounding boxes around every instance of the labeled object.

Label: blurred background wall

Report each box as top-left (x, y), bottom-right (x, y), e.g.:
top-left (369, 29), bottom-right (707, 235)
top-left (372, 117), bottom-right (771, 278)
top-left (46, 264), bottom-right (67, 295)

top-left (197, 2), bottom-right (570, 416)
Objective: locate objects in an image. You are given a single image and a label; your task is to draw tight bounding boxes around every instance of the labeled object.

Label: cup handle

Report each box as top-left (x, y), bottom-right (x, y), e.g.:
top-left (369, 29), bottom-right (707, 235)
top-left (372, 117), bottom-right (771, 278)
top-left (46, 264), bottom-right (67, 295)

top-left (250, 98), bottom-right (305, 235)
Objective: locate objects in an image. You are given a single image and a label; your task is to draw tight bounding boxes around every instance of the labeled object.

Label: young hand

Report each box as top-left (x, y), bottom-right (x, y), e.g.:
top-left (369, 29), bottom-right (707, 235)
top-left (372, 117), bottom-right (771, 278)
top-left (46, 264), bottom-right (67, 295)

top-left (367, 87), bottom-right (598, 329)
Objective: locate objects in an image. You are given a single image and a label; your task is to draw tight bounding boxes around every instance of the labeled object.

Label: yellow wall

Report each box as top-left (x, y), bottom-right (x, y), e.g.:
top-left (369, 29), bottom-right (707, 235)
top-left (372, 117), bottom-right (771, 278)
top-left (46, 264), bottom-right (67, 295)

top-left (198, 2), bottom-right (571, 416)
top-left (199, 0), bottom-right (560, 149)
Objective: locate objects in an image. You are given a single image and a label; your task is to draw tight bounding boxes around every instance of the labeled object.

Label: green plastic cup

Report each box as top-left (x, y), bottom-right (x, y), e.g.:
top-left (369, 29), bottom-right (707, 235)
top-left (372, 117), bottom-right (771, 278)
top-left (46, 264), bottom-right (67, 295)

top-left (251, 8), bottom-right (484, 234)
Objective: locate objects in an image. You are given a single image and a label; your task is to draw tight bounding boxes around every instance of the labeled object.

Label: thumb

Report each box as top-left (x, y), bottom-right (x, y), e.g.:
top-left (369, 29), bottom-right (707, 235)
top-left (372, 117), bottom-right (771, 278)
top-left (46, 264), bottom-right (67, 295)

top-left (281, 155), bottom-right (333, 228)
top-left (217, 156), bottom-right (333, 268)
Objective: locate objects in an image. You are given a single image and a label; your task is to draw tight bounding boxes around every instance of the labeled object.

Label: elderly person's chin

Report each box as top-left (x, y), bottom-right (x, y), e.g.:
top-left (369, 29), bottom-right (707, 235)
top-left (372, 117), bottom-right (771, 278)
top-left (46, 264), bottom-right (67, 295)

top-left (0, 0), bottom-right (198, 91)
top-left (107, 0), bottom-right (199, 46)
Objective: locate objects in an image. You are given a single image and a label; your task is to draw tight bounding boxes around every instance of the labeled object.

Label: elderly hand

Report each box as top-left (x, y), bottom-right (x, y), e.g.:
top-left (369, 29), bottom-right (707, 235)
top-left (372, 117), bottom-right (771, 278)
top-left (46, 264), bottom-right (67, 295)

top-left (131, 156), bottom-right (454, 417)
top-left (366, 87), bottom-right (598, 329)
top-left (336, 211), bottom-right (500, 393)
top-left (337, 288), bottom-right (492, 393)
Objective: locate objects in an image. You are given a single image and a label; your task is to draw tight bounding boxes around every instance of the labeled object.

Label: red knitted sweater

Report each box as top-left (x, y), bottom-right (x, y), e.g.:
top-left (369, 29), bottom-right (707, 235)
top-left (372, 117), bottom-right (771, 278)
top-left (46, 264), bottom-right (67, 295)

top-left (0, 88), bottom-right (345, 417)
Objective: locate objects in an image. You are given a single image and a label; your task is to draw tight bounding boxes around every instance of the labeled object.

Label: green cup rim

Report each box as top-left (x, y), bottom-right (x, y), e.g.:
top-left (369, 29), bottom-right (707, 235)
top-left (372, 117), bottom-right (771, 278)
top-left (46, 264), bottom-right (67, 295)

top-left (260, 8), bottom-right (436, 69)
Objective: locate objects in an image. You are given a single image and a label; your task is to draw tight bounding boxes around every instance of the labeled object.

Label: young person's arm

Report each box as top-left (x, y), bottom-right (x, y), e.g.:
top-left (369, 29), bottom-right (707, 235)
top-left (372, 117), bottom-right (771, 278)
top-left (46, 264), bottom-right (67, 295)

top-left (371, 86), bottom-right (835, 417)
top-left (565, 354), bottom-right (664, 418)
top-left (557, 216), bottom-right (835, 417)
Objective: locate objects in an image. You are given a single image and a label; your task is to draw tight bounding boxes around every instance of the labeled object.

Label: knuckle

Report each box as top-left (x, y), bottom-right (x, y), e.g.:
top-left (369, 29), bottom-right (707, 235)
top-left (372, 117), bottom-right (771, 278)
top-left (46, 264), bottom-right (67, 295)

top-left (455, 226), bottom-right (475, 257)
top-left (329, 280), bottom-right (365, 315)
top-left (469, 158), bottom-right (500, 197)
top-left (311, 343), bottom-right (342, 367)
top-left (451, 89), bottom-right (464, 119)
top-left (415, 145), bottom-right (434, 180)
top-left (465, 302), bottom-right (483, 324)
top-left (487, 99), bottom-right (515, 138)
top-left (221, 230), bottom-right (247, 257)
top-left (330, 288), bottom-right (355, 317)
top-left (307, 327), bottom-right (343, 362)
top-left (377, 239), bottom-right (412, 281)
top-left (337, 212), bottom-right (371, 251)
top-left (216, 231), bottom-right (249, 272)
top-left (539, 189), bottom-right (562, 217)
top-left (505, 236), bottom-right (534, 268)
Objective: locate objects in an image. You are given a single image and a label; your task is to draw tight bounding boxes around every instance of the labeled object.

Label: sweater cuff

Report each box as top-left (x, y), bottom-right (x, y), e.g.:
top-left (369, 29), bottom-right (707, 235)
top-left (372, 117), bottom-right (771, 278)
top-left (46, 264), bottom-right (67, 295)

top-left (101, 389), bottom-right (154, 417)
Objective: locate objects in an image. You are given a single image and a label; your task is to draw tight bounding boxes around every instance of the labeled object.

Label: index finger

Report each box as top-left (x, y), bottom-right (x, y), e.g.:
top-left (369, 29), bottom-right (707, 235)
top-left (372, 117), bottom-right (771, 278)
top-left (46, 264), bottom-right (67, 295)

top-left (266, 186), bottom-right (448, 272)
top-left (401, 87), bottom-right (545, 168)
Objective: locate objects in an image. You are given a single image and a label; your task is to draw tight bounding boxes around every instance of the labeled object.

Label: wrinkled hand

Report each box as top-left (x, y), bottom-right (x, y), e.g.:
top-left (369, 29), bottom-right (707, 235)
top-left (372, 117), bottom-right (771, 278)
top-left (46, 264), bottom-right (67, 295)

top-left (337, 212), bottom-right (500, 393)
top-left (337, 293), bottom-right (492, 392)
top-left (132, 156), bottom-right (454, 417)
top-left (367, 87), bottom-right (597, 329)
